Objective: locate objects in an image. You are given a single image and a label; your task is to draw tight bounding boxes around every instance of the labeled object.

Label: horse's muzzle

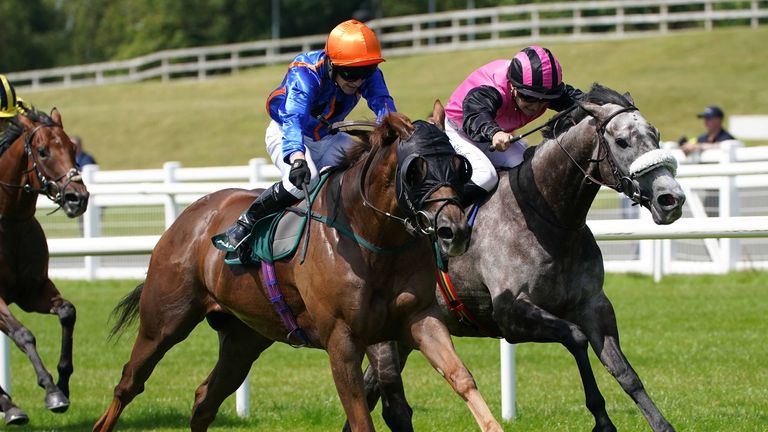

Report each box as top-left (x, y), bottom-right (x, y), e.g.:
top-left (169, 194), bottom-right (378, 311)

top-left (433, 208), bottom-right (471, 257)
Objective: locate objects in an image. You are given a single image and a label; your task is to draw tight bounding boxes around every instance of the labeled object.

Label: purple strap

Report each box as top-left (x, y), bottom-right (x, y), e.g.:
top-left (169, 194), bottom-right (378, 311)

top-left (260, 261), bottom-right (310, 347)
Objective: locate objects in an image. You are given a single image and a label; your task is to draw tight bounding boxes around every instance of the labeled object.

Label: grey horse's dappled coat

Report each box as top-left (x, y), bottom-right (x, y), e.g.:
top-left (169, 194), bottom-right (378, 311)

top-left (355, 84), bottom-right (684, 432)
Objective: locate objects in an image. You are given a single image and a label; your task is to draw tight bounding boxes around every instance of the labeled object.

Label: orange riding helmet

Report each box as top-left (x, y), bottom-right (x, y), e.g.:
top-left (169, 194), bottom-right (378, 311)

top-left (325, 19), bottom-right (385, 67)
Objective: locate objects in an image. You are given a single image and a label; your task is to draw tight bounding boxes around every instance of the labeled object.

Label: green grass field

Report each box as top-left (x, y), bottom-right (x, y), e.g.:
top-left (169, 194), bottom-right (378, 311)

top-left (24, 26), bottom-right (768, 170)
top-left (3, 273), bottom-right (766, 431)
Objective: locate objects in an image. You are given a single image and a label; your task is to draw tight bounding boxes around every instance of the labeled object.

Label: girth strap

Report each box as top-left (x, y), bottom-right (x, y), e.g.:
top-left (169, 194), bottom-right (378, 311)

top-left (436, 270), bottom-right (495, 337)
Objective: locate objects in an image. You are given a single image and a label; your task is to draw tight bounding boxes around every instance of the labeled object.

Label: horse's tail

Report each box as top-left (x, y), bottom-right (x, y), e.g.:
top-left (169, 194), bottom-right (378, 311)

top-left (108, 282), bottom-right (144, 341)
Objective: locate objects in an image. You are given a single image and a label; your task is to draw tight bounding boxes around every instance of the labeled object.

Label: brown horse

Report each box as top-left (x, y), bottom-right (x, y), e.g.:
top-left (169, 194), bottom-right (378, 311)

top-left (94, 112), bottom-right (504, 432)
top-left (0, 108), bottom-right (89, 425)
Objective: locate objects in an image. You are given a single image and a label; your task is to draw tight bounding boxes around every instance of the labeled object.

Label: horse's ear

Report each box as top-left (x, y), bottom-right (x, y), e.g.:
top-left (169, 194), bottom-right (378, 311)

top-left (431, 99), bottom-right (446, 131)
top-left (577, 101), bottom-right (612, 122)
top-left (622, 92), bottom-right (635, 105)
top-left (17, 113), bottom-right (34, 129)
top-left (383, 112), bottom-right (414, 143)
top-left (51, 107), bottom-right (62, 126)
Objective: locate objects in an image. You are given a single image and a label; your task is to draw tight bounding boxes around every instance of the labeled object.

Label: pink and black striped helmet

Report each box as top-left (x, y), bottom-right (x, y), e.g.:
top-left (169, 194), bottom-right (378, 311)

top-left (507, 46), bottom-right (565, 100)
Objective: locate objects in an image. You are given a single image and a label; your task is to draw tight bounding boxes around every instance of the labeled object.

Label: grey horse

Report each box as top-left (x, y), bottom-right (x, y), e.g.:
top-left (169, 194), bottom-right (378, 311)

top-left (353, 84), bottom-right (684, 432)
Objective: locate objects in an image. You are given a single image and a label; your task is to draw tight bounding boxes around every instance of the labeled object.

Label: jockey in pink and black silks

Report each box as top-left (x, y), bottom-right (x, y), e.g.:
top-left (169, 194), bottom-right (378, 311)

top-left (444, 45), bottom-right (583, 204)
top-left (225, 19), bottom-right (397, 261)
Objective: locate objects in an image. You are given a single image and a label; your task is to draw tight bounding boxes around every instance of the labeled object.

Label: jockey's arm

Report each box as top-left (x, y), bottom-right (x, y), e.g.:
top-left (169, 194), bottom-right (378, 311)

top-left (278, 67), bottom-right (320, 163)
top-left (461, 85), bottom-right (504, 143)
top-left (549, 84), bottom-right (585, 112)
top-left (361, 69), bottom-right (397, 121)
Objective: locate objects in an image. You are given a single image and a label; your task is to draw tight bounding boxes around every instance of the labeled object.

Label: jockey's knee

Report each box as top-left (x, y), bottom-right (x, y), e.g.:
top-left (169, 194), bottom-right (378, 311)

top-left (471, 165), bottom-right (498, 192)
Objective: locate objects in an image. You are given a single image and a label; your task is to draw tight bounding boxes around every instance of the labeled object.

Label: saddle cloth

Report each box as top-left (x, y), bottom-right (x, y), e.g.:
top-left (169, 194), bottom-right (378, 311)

top-left (212, 171), bottom-right (331, 265)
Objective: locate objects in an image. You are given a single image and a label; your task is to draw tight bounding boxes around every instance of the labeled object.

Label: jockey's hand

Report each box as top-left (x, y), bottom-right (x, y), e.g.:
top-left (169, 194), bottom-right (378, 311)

top-left (289, 158), bottom-right (311, 189)
top-left (491, 131), bottom-right (513, 152)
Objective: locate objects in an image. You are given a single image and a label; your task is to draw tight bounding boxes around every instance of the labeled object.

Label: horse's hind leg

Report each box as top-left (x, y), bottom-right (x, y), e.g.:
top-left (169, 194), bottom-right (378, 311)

top-left (190, 312), bottom-right (274, 432)
top-left (0, 298), bottom-right (69, 413)
top-left (0, 386), bottom-right (29, 425)
top-left (93, 286), bottom-right (206, 432)
top-left (578, 293), bottom-right (675, 432)
top-left (404, 310), bottom-right (502, 432)
top-left (492, 292), bottom-right (616, 432)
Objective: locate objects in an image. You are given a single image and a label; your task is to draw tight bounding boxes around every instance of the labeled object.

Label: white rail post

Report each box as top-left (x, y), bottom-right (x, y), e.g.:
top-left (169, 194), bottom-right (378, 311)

top-left (249, 158), bottom-right (266, 185)
top-left (82, 164), bottom-right (101, 280)
top-left (0, 334), bottom-right (10, 394)
top-left (638, 207), bottom-right (655, 275)
top-left (163, 162), bottom-right (181, 228)
top-left (500, 340), bottom-right (516, 420)
top-left (236, 371), bottom-right (251, 417)
top-left (719, 141), bottom-right (741, 272)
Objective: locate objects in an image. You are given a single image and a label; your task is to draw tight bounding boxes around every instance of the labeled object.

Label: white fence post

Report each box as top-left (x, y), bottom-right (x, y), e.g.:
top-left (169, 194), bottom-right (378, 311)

top-left (163, 162), bottom-right (181, 228)
top-left (82, 164), bottom-right (101, 280)
top-left (719, 141), bottom-right (741, 272)
top-left (500, 340), bottom-right (516, 421)
top-left (249, 158), bottom-right (267, 184)
top-left (0, 335), bottom-right (10, 394)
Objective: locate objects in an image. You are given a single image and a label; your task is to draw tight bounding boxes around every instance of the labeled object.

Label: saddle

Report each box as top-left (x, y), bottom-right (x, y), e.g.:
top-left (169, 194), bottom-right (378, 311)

top-left (212, 171), bottom-right (332, 265)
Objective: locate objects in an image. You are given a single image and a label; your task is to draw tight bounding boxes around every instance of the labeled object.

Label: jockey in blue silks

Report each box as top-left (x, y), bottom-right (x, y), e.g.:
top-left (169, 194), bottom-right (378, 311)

top-left (226, 19), bottom-right (397, 260)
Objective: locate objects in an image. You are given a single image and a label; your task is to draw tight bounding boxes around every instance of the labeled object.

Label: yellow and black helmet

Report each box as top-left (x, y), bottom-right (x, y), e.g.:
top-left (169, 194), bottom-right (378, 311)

top-left (1, 74), bottom-right (18, 118)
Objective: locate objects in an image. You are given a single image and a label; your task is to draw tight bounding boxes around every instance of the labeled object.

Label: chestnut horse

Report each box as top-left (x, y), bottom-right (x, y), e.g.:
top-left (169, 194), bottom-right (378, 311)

top-left (94, 112), bottom-right (504, 432)
top-left (0, 108), bottom-right (89, 424)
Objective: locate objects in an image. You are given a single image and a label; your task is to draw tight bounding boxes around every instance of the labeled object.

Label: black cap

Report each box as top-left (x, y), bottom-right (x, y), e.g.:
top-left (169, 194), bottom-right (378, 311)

top-left (697, 105), bottom-right (724, 119)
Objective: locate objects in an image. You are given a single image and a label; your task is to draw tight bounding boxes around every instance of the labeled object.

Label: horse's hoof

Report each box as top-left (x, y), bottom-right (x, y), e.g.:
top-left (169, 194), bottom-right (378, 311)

top-left (45, 390), bottom-right (70, 413)
top-left (3, 407), bottom-right (30, 425)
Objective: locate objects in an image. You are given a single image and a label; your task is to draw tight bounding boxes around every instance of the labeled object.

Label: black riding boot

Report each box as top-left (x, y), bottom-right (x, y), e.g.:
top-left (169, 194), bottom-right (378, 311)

top-left (226, 182), bottom-right (297, 261)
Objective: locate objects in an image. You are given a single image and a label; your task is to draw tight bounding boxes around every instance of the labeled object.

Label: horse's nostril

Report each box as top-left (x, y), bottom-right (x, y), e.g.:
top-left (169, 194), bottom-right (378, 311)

top-left (436, 226), bottom-right (454, 240)
top-left (65, 193), bottom-right (80, 204)
top-left (657, 194), bottom-right (677, 208)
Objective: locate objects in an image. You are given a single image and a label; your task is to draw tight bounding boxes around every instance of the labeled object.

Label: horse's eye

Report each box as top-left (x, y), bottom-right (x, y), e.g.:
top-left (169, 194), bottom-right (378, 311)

top-left (37, 146), bottom-right (50, 158)
top-left (615, 138), bottom-right (629, 148)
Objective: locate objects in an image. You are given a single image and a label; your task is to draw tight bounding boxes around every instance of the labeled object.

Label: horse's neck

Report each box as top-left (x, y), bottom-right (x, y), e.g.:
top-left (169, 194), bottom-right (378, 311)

top-left (0, 138), bottom-right (36, 219)
top-left (529, 120), bottom-right (602, 226)
top-left (341, 146), bottom-right (411, 249)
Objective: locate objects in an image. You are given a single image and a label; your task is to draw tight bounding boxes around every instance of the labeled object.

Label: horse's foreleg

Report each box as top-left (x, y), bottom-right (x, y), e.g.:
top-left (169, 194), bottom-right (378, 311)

top-left (343, 342), bottom-right (414, 432)
top-left (326, 323), bottom-right (373, 432)
top-left (492, 292), bottom-right (616, 432)
top-left (190, 313), bottom-right (274, 432)
top-left (0, 300), bottom-right (69, 413)
top-left (405, 311), bottom-right (502, 432)
top-left (580, 294), bottom-right (675, 432)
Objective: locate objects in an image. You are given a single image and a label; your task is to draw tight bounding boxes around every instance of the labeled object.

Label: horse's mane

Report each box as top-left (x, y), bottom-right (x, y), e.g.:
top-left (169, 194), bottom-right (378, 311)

top-left (0, 107), bottom-right (58, 157)
top-left (541, 83), bottom-right (634, 139)
top-left (336, 112), bottom-right (414, 170)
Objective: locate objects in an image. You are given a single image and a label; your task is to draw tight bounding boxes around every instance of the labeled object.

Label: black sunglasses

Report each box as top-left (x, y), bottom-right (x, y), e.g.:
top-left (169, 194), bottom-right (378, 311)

top-left (516, 90), bottom-right (548, 104)
top-left (335, 65), bottom-right (378, 81)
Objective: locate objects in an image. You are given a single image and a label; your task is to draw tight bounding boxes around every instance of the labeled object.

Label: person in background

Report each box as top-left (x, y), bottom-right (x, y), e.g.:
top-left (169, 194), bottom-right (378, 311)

top-left (679, 105), bottom-right (735, 155)
top-left (71, 136), bottom-right (97, 168)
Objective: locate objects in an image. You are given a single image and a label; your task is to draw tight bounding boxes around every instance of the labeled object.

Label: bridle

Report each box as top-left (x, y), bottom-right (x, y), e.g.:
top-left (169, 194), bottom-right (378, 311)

top-left (353, 122), bottom-right (466, 237)
top-left (0, 122), bottom-right (83, 213)
top-left (552, 104), bottom-right (671, 207)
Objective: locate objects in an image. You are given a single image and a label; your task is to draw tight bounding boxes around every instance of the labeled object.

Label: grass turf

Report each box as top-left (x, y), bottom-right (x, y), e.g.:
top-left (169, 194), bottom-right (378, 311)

top-left (23, 26), bottom-right (768, 171)
top-left (2, 272), bottom-right (766, 431)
